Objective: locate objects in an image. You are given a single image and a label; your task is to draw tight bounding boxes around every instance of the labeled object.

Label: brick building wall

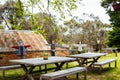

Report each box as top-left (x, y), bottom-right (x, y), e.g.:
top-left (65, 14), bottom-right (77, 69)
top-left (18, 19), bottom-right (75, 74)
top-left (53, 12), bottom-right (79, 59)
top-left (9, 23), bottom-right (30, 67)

top-left (0, 50), bottom-right (69, 66)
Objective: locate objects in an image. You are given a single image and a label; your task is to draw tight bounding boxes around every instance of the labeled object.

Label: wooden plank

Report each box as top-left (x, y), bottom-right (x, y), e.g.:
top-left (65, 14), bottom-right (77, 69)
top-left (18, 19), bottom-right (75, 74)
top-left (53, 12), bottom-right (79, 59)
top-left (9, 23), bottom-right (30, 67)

top-left (0, 65), bottom-right (21, 70)
top-left (40, 67), bottom-right (87, 80)
top-left (93, 59), bottom-right (116, 66)
top-left (93, 59), bottom-right (116, 73)
top-left (0, 65), bottom-right (21, 80)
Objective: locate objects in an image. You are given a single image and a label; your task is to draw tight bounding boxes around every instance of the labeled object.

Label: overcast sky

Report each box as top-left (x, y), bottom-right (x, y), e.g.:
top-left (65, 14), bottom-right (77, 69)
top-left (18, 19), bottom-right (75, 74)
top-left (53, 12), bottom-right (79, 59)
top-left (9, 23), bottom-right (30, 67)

top-left (75, 0), bottom-right (110, 24)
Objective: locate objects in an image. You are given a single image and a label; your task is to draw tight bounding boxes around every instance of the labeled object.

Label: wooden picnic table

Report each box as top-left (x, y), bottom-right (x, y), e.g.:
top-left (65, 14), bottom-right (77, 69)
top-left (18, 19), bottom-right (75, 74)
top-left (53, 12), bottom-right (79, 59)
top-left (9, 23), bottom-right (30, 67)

top-left (68, 52), bottom-right (106, 67)
top-left (9, 56), bottom-right (76, 80)
top-left (103, 48), bottom-right (118, 57)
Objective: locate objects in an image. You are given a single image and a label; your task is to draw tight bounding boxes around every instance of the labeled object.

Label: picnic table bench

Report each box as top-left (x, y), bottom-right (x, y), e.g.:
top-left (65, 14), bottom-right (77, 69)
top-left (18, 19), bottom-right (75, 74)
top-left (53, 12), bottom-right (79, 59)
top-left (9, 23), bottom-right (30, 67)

top-left (0, 64), bottom-right (59, 80)
top-left (40, 67), bottom-right (87, 80)
top-left (0, 64), bottom-right (48, 80)
top-left (93, 59), bottom-right (117, 72)
top-left (0, 65), bottom-right (21, 80)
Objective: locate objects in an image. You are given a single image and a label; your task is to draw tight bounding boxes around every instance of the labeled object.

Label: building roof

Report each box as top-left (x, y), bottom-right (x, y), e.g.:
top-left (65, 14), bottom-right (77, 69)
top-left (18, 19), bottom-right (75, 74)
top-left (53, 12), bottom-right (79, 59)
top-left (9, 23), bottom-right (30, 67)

top-left (0, 30), bottom-right (50, 52)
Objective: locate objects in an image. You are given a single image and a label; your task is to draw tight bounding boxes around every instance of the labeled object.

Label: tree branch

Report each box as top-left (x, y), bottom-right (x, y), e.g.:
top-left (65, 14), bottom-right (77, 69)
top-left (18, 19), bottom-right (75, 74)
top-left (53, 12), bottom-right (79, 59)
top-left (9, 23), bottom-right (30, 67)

top-left (0, 15), bottom-right (11, 30)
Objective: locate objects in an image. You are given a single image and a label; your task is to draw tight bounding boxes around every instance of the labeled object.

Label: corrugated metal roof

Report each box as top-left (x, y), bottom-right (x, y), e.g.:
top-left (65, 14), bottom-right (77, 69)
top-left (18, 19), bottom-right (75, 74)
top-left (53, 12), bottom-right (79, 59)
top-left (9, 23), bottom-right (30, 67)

top-left (0, 30), bottom-right (50, 52)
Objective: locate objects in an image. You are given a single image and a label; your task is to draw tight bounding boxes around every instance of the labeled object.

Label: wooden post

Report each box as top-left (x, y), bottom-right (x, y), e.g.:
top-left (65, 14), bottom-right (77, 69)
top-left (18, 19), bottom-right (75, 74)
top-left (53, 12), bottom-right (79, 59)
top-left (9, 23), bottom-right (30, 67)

top-left (115, 61), bottom-right (117, 68)
top-left (76, 73), bottom-right (79, 79)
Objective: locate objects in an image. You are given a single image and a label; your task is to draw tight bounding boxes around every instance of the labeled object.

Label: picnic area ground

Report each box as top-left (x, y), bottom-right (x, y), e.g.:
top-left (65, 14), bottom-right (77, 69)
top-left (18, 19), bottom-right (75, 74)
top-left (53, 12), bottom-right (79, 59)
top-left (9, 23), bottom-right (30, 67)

top-left (0, 53), bottom-right (120, 80)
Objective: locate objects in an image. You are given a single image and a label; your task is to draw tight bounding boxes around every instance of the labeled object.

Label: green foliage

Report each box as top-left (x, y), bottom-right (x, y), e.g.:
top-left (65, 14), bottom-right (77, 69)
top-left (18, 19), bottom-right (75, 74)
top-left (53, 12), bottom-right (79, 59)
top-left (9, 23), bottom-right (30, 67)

top-left (0, 0), bottom-right (82, 44)
top-left (107, 28), bottom-right (120, 48)
top-left (0, 25), bottom-right (3, 29)
top-left (63, 17), bottom-right (109, 51)
top-left (0, 0), bottom-right (26, 30)
top-left (101, 0), bottom-right (120, 49)
top-left (15, 0), bottom-right (24, 17)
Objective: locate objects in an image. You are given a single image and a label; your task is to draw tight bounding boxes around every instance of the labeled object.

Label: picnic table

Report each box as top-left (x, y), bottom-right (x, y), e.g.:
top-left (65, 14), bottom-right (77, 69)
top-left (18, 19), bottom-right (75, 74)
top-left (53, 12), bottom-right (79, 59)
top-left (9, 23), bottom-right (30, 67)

top-left (68, 52), bottom-right (106, 67)
top-left (103, 48), bottom-right (118, 57)
top-left (9, 56), bottom-right (76, 80)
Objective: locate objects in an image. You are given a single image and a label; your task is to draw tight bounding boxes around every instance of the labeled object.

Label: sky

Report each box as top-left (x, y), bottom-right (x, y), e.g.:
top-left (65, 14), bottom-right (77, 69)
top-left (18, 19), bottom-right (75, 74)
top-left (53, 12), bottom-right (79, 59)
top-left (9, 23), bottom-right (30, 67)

top-left (74, 0), bottom-right (110, 24)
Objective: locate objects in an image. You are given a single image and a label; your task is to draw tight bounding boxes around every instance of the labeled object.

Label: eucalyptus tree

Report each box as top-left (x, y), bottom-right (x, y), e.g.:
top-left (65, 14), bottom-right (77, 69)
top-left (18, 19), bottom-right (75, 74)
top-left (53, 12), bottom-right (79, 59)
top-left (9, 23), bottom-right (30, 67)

top-left (63, 17), bottom-right (83, 43)
top-left (0, 0), bottom-right (82, 43)
top-left (63, 14), bottom-right (109, 51)
top-left (23, 0), bottom-right (82, 43)
top-left (0, 0), bottom-right (26, 30)
top-left (82, 20), bottom-right (109, 51)
top-left (33, 12), bottom-right (58, 43)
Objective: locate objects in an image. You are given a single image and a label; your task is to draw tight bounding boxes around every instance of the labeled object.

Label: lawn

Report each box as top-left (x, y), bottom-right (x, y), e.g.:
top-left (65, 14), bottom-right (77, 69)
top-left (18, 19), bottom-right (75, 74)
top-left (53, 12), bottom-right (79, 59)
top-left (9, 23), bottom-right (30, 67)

top-left (0, 53), bottom-right (120, 80)
top-left (86, 53), bottom-right (120, 80)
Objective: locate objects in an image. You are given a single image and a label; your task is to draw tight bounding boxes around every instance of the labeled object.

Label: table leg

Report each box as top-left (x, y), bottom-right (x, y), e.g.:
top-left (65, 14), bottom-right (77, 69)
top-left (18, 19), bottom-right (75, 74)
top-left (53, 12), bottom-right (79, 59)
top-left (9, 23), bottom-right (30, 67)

top-left (21, 64), bottom-right (35, 80)
top-left (45, 64), bottom-right (47, 73)
top-left (114, 50), bottom-right (118, 57)
top-left (55, 62), bottom-right (65, 71)
top-left (89, 57), bottom-right (100, 67)
top-left (76, 58), bottom-right (81, 66)
top-left (76, 57), bottom-right (101, 67)
top-left (76, 58), bottom-right (87, 67)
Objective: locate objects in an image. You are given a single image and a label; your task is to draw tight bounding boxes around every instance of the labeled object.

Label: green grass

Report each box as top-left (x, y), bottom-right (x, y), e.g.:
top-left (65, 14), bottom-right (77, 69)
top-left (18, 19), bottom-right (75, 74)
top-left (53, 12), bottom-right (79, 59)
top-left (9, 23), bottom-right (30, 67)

top-left (84, 53), bottom-right (120, 80)
top-left (1, 53), bottom-right (120, 80)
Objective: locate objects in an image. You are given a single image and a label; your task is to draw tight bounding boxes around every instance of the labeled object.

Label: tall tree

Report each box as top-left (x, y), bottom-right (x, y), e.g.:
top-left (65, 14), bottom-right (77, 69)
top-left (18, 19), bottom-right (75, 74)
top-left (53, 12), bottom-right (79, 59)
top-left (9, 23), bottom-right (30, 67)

top-left (101, 0), bottom-right (120, 49)
top-left (0, 0), bottom-right (25, 30)
top-left (33, 12), bottom-right (59, 43)
top-left (23, 0), bottom-right (82, 42)
top-left (63, 14), bottom-right (109, 51)
top-left (0, 0), bottom-right (82, 44)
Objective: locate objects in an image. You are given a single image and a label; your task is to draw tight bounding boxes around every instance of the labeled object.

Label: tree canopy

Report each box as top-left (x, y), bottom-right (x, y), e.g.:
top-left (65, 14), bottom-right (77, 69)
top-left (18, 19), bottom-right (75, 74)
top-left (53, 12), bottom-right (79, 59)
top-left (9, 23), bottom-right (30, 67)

top-left (0, 0), bottom-right (81, 42)
top-left (0, 0), bottom-right (111, 51)
top-left (62, 15), bottom-right (109, 51)
top-left (101, 0), bottom-right (120, 49)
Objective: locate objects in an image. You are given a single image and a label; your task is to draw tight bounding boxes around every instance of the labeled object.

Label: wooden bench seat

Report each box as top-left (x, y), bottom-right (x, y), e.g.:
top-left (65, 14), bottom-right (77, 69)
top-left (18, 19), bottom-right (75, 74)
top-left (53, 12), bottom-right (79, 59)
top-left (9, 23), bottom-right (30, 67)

top-left (0, 65), bottom-right (21, 80)
top-left (93, 59), bottom-right (117, 72)
top-left (0, 64), bottom-right (59, 80)
top-left (40, 67), bottom-right (87, 80)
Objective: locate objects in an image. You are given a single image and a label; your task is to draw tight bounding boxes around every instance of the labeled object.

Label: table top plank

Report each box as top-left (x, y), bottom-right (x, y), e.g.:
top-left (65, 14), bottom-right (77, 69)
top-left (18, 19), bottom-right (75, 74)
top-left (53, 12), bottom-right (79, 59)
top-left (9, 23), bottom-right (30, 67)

top-left (68, 52), bottom-right (106, 58)
top-left (9, 57), bottom-right (76, 66)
